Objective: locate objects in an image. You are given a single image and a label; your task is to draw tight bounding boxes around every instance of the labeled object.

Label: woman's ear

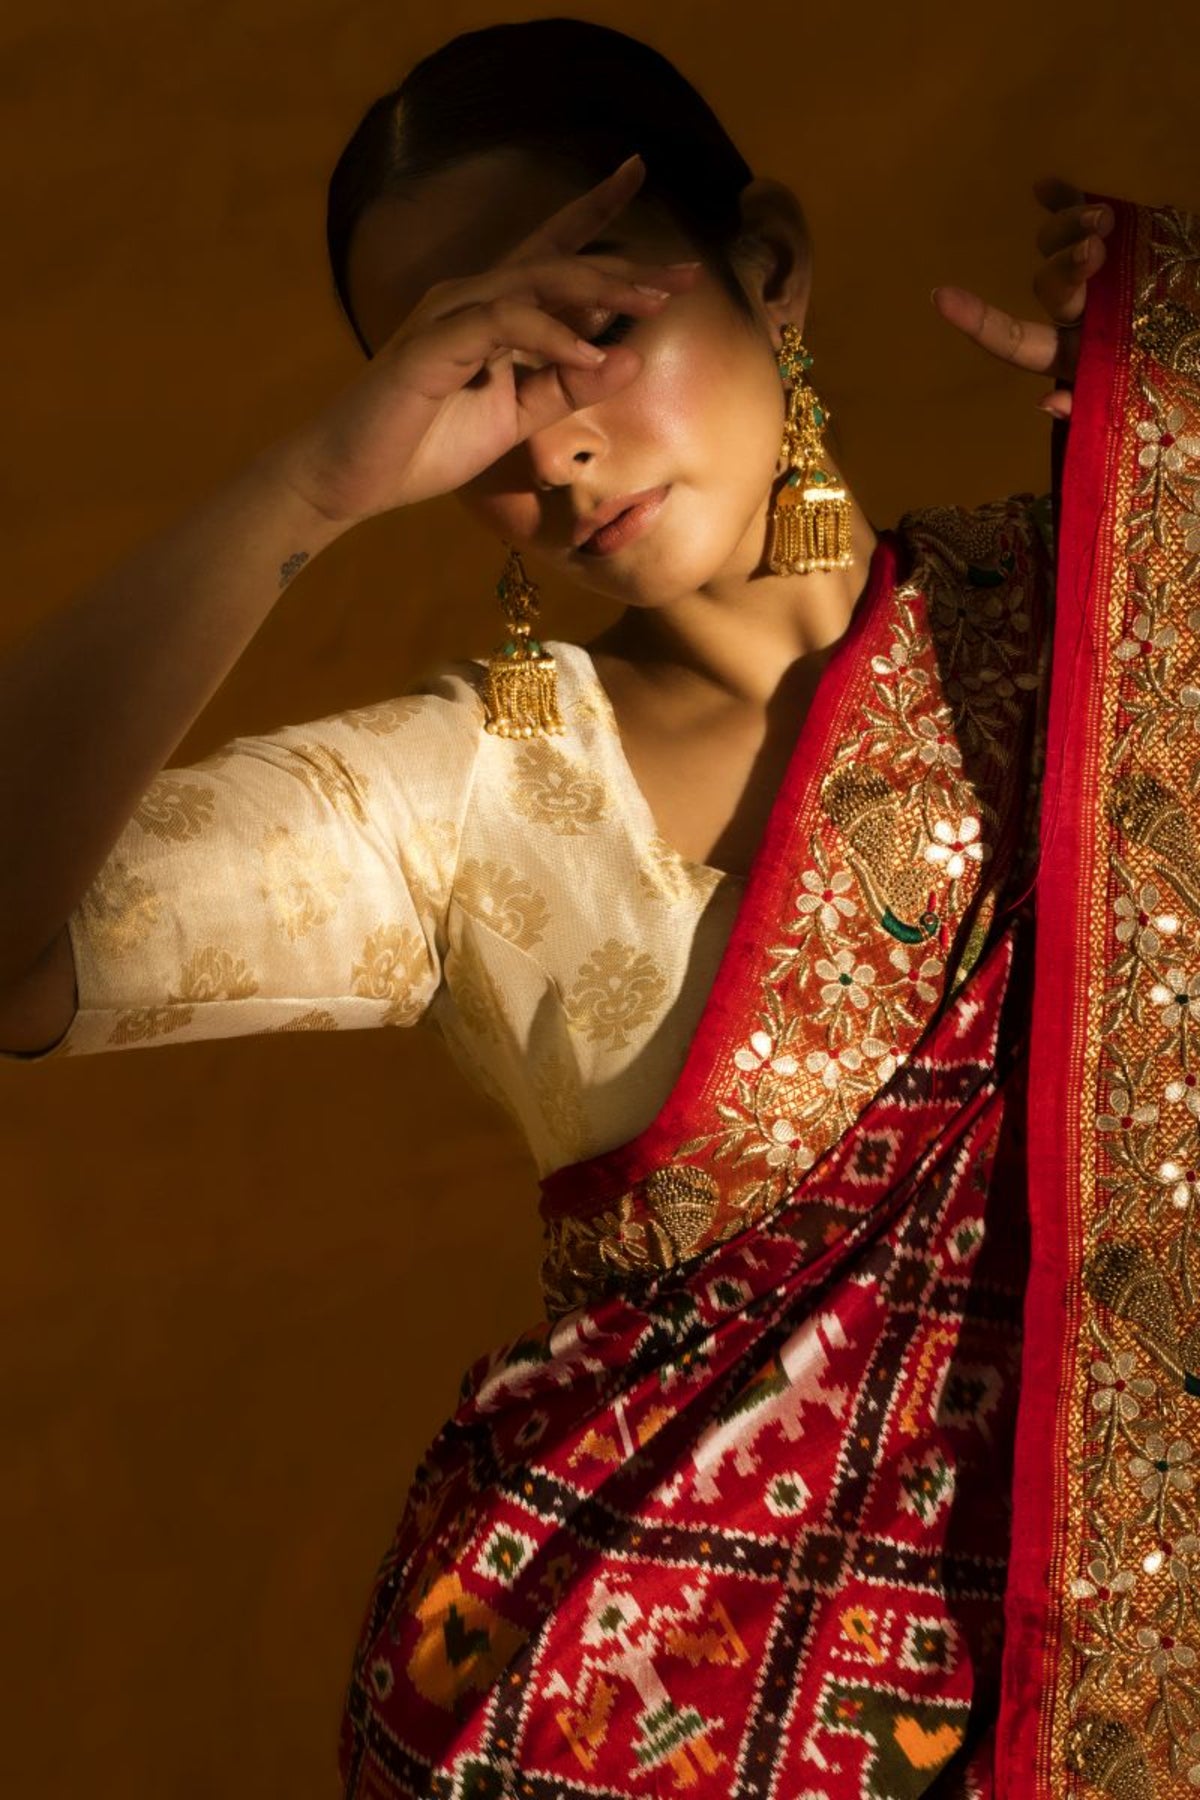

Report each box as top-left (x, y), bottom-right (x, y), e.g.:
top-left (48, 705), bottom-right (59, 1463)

top-left (731, 177), bottom-right (813, 331)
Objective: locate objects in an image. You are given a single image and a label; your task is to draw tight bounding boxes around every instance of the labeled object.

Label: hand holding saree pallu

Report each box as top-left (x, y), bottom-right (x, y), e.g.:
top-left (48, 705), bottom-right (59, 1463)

top-left (337, 192), bottom-right (1200, 1798)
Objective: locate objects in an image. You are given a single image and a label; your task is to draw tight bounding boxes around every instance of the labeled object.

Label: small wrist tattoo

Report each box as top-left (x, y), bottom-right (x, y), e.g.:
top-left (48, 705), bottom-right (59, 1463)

top-left (279, 550), bottom-right (310, 589)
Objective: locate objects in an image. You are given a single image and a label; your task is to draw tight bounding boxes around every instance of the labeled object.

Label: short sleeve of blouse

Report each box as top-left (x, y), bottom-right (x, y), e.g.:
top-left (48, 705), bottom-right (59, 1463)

top-left (2, 660), bottom-right (485, 1061)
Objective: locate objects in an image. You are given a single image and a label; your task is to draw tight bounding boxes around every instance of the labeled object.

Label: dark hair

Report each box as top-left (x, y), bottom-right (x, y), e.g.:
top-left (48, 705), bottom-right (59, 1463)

top-left (326, 18), bottom-right (759, 358)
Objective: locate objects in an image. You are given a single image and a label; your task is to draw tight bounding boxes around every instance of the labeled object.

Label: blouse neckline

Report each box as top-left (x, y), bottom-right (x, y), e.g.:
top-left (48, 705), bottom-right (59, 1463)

top-left (539, 524), bottom-right (906, 1207)
top-left (553, 529), bottom-right (897, 889)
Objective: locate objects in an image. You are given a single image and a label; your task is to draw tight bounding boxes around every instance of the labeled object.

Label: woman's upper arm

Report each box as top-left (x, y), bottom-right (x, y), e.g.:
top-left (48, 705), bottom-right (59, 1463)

top-left (0, 924), bottom-right (78, 1057)
top-left (0, 664), bottom-right (485, 1063)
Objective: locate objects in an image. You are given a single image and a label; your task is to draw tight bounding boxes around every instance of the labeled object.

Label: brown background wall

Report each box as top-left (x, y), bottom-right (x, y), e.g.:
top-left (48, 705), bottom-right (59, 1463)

top-left (1, 1), bottom-right (1196, 1791)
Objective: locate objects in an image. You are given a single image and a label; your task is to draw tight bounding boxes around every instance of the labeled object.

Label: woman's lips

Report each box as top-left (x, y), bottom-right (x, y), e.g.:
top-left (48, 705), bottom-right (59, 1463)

top-left (576, 486), bottom-right (671, 556)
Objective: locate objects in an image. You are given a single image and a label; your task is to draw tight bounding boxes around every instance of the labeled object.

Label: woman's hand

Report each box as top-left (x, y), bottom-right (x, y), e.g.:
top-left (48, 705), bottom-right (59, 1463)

top-left (283, 153), bottom-right (699, 526)
top-left (931, 176), bottom-right (1114, 420)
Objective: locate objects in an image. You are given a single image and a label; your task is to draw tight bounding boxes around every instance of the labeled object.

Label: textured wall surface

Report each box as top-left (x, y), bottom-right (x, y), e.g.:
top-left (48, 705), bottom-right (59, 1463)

top-left (2, 1), bottom-right (1196, 1792)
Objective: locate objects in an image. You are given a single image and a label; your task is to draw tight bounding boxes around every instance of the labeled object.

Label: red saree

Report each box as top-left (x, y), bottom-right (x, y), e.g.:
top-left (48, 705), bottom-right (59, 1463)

top-left (337, 191), bottom-right (1200, 1798)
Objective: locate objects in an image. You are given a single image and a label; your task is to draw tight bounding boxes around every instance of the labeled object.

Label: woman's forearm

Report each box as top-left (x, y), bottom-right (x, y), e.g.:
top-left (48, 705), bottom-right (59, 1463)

top-left (0, 429), bottom-right (353, 989)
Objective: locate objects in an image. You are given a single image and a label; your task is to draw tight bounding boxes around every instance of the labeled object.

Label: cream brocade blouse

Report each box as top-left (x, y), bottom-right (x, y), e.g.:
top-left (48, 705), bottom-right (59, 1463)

top-left (5, 641), bottom-right (747, 1179)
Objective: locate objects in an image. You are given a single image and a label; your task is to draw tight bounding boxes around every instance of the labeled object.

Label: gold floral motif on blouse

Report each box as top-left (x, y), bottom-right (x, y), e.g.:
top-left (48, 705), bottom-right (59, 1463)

top-left (350, 924), bottom-right (431, 1028)
top-left (269, 1008), bottom-right (340, 1032)
top-left (340, 694), bottom-right (429, 735)
top-left (80, 862), bottom-right (163, 952)
top-left (133, 776), bottom-right (217, 844)
top-left (529, 1046), bottom-right (590, 1164)
top-left (636, 832), bottom-right (731, 906)
top-left (283, 740), bottom-right (371, 825)
top-left (506, 740), bottom-right (611, 836)
top-left (455, 859), bottom-right (551, 951)
top-left (257, 824), bottom-right (352, 940)
top-left (562, 937), bottom-right (670, 1050)
top-left (169, 945), bottom-right (259, 1005)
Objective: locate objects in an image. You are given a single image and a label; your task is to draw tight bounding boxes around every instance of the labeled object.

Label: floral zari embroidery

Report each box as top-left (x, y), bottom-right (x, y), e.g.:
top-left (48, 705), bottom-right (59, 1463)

top-left (1057, 206), bottom-right (1200, 1795)
top-left (539, 496), bottom-right (1051, 1320)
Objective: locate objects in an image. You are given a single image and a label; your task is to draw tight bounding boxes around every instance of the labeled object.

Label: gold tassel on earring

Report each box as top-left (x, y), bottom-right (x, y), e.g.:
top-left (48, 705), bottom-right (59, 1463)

top-left (479, 543), bottom-right (565, 738)
top-left (767, 322), bottom-right (853, 575)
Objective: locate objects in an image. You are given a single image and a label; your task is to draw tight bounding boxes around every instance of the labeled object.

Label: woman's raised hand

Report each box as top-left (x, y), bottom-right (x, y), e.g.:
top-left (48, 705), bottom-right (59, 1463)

top-left (931, 176), bottom-right (1114, 420)
top-left (286, 153), bottom-right (699, 525)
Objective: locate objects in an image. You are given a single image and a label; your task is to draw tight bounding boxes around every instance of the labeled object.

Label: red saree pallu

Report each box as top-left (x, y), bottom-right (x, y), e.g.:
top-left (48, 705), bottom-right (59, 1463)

top-left (337, 194), bottom-right (1200, 1797)
top-left (997, 197), bottom-right (1200, 1795)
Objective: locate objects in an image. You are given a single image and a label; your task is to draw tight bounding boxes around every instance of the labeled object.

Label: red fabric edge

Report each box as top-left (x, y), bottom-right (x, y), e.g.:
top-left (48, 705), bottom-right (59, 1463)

top-left (994, 192), bottom-right (1137, 1791)
top-left (538, 527), bottom-right (902, 1220)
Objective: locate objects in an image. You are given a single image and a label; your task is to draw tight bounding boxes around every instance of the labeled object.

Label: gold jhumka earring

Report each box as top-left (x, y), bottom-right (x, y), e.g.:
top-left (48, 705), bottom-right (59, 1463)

top-left (766, 322), bottom-right (854, 575)
top-left (479, 542), bottom-right (565, 738)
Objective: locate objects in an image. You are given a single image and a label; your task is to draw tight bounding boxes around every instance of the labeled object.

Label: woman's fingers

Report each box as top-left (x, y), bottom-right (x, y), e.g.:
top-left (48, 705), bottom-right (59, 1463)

top-left (1033, 230), bottom-right (1107, 327)
top-left (420, 255), bottom-right (698, 333)
top-left (1036, 200), bottom-right (1114, 260)
top-left (506, 152), bottom-right (648, 263)
top-left (930, 285), bottom-right (1061, 375)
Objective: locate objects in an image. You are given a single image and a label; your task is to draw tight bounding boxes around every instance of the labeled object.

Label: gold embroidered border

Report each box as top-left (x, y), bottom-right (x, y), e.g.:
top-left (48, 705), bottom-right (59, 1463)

top-left (1054, 204), bottom-right (1200, 1796)
top-left (541, 498), bottom-right (1052, 1319)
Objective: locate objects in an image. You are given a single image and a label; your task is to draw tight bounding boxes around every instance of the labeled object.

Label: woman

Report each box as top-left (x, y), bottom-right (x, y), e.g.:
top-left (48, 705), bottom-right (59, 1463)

top-left (1, 17), bottom-right (1194, 1798)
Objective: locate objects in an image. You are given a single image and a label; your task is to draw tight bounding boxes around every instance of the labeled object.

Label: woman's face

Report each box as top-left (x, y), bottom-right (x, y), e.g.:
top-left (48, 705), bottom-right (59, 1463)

top-left (344, 148), bottom-right (810, 610)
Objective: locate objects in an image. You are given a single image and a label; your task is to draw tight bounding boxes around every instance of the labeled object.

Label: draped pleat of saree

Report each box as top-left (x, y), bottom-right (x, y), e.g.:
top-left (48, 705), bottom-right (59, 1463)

top-left (337, 191), bottom-right (1200, 1799)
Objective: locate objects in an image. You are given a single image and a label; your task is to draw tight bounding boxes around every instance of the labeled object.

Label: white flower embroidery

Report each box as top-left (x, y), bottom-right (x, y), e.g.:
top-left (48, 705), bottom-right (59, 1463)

top-left (924, 816), bottom-right (990, 882)
top-left (1136, 405), bottom-right (1200, 473)
top-left (805, 1045), bottom-right (864, 1090)
top-left (733, 1029), bottom-right (799, 1078)
top-left (764, 1117), bottom-right (814, 1169)
top-left (913, 713), bottom-right (963, 770)
top-left (1114, 883), bottom-right (1179, 956)
top-left (1089, 1352), bottom-right (1155, 1420)
top-left (815, 950), bottom-right (876, 1010)
top-left (794, 867), bottom-right (858, 932)
top-left (1128, 1434), bottom-right (1196, 1500)
top-left (1142, 1534), bottom-right (1200, 1578)
top-left (1157, 1160), bottom-right (1199, 1211)
top-left (1164, 1070), bottom-right (1200, 1118)
top-left (1115, 610), bottom-right (1177, 661)
top-left (889, 944), bottom-right (944, 1005)
top-left (1069, 1552), bottom-right (1137, 1603)
top-left (862, 1037), bottom-right (908, 1084)
top-left (1150, 967), bottom-right (1200, 1029)
top-left (1095, 1086), bottom-right (1158, 1133)
top-left (871, 640), bottom-right (917, 679)
top-left (1134, 1627), bottom-right (1197, 1676)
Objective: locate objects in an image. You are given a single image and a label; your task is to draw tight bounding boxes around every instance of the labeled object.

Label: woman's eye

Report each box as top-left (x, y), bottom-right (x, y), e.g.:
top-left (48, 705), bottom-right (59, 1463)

top-left (588, 312), bottom-right (635, 347)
